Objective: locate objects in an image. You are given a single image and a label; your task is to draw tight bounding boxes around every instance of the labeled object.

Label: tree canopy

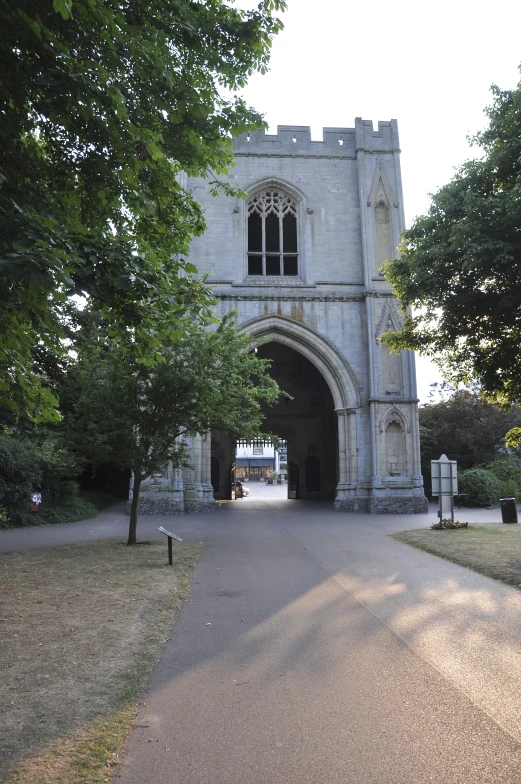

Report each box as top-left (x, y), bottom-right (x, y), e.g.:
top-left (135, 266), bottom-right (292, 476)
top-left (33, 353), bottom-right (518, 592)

top-left (419, 383), bottom-right (521, 475)
top-left (382, 67), bottom-right (521, 405)
top-left (1, 0), bottom-right (285, 421)
top-left (62, 313), bottom-right (283, 543)
top-left (417, 383), bottom-right (521, 501)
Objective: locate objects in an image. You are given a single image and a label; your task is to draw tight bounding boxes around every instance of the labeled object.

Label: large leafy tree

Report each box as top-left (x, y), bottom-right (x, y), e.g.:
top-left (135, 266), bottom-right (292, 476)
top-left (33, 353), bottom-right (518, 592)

top-left (382, 68), bottom-right (521, 405)
top-left (1, 0), bottom-right (285, 421)
top-left (418, 383), bottom-right (521, 494)
top-left (62, 314), bottom-right (282, 544)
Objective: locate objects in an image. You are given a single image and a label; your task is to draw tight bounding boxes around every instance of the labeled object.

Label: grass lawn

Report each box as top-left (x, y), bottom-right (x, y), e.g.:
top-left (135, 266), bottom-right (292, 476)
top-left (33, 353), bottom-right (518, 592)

top-left (392, 523), bottom-right (521, 588)
top-left (0, 538), bottom-right (201, 784)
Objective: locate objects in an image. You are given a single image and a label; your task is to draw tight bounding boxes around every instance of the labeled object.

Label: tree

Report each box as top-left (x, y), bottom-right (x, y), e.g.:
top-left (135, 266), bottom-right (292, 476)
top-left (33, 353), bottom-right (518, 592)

top-left (1, 0), bottom-right (285, 421)
top-left (418, 383), bottom-right (521, 495)
top-left (382, 68), bottom-right (521, 404)
top-left (63, 314), bottom-right (282, 544)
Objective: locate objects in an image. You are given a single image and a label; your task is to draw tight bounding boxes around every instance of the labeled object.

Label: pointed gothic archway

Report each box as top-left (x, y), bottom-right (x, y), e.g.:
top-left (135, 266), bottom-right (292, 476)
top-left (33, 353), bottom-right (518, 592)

top-left (240, 314), bottom-right (361, 411)
top-left (216, 315), bottom-right (363, 505)
top-left (251, 340), bottom-right (337, 500)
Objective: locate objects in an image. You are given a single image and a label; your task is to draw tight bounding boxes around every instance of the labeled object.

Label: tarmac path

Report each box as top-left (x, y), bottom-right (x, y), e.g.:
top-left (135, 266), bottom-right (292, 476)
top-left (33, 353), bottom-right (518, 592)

top-left (2, 489), bottom-right (521, 782)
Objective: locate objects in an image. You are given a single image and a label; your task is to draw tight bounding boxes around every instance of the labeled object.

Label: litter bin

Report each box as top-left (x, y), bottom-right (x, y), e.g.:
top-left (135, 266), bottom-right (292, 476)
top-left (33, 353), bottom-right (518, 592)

top-left (500, 497), bottom-right (518, 524)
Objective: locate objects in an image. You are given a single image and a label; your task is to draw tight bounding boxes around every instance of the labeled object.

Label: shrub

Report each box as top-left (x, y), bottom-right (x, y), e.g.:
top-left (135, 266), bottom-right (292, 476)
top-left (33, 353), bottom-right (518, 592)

top-left (486, 458), bottom-right (521, 496)
top-left (458, 468), bottom-right (504, 507)
top-left (0, 434), bottom-right (42, 526)
top-left (0, 433), bottom-right (105, 529)
top-left (37, 490), bottom-right (100, 526)
top-left (501, 479), bottom-right (518, 500)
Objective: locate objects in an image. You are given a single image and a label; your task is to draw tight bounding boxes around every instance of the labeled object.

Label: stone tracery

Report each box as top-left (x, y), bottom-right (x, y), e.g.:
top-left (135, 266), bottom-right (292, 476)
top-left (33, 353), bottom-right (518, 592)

top-left (247, 189), bottom-right (299, 277)
top-left (247, 190), bottom-right (297, 218)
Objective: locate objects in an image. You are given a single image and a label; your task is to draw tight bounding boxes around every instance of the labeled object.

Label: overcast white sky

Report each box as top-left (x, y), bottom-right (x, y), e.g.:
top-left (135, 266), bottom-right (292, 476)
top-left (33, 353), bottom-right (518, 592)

top-left (236, 0), bottom-right (521, 403)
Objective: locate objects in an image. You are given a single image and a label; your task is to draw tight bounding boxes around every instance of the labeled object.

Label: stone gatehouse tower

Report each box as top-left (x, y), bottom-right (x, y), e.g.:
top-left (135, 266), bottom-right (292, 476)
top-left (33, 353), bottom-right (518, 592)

top-left (136, 119), bottom-right (428, 514)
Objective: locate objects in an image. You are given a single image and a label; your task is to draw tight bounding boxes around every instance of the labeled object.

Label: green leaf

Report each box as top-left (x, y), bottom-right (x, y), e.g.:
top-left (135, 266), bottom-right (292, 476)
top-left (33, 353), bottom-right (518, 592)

top-left (17, 9), bottom-right (42, 38)
top-left (53, 0), bottom-right (73, 20)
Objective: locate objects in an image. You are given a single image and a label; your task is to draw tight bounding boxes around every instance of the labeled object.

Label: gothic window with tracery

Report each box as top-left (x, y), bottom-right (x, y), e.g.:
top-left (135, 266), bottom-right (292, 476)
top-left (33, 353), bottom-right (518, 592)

top-left (247, 190), bottom-right (298, 276)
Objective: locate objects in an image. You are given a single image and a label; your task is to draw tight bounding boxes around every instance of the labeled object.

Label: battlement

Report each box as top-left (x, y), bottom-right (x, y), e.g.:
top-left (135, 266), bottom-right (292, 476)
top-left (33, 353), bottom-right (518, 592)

top-left (233, 119), bottom-right (400, 157)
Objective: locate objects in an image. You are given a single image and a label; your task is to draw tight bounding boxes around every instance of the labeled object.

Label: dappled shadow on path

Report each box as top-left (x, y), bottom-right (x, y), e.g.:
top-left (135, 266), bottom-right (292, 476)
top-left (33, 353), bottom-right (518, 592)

top-left (112, 501), bottom-right (521, 783)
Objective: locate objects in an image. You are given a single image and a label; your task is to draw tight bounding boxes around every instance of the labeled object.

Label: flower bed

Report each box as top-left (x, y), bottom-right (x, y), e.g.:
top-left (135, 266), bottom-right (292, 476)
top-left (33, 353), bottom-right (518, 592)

top-left (431, 518), bottom-right (469, 530)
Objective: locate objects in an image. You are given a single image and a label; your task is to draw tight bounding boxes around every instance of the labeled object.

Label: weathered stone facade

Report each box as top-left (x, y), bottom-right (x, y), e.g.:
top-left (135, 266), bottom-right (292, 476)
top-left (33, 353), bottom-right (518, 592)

top-left (129, 434), bottom-right (214, 515)
top-left (133, 118), bottom-right (428, 514)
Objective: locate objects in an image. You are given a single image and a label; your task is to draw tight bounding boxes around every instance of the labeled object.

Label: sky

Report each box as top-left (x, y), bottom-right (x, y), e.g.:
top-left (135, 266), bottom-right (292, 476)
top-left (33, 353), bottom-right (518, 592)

top-left (235, 0), bottom-right (521, 403)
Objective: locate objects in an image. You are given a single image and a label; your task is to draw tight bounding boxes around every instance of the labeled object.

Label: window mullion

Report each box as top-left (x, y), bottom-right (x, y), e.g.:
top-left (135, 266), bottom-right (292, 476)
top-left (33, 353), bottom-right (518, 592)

top-left (279, 212), bottom-right (283, 275)
top-left (246, 193), bottom-right (298, 278)
top-left (262, 210), bottom-right (266, 276)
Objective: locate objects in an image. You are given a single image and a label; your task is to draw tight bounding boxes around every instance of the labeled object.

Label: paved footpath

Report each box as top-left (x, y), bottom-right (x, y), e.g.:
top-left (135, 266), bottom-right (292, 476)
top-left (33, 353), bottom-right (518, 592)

top-left (2, 492), bottom-right (521, 782)
top-left (0, 499), bottom-right (211, 553)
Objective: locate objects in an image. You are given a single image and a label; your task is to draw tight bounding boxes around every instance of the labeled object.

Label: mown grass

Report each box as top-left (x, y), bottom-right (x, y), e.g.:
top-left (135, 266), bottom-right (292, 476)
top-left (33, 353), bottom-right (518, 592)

top-left (0, 537), bottom-right (201, 784)
top-left (392, 523), bottom-right (521, 587)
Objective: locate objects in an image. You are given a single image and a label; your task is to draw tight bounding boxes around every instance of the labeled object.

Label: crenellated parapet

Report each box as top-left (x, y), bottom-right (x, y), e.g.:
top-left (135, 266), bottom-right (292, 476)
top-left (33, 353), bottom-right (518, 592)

top-left (233, 119), bottom-right (400, 157)
top-left (354, 118), bottom-right (400, 153)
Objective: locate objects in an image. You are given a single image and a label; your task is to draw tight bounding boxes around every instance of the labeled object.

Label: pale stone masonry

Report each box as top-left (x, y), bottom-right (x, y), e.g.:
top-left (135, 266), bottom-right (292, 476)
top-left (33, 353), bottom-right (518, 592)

top-left (133, 119), bottom-right (428, 514)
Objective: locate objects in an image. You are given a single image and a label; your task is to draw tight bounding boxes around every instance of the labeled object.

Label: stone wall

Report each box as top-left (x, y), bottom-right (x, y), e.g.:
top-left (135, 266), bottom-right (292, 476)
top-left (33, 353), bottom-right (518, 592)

top-left (132, 118), bottom-right (428, 514)
top-left (128, 434), bottom-right (216, 515)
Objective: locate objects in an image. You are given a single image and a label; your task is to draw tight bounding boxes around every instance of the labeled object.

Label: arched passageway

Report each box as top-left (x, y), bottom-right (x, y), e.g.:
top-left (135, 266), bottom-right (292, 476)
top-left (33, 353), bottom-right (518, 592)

top-left (257, 341), bottom-right (337, 500)
top-left (212, 340), bottom-right (338, 501)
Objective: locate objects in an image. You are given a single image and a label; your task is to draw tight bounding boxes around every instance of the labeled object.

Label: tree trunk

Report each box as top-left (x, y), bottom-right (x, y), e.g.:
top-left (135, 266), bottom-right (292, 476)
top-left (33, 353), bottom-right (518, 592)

top-left (128, 472), bottom-right (142, 545)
